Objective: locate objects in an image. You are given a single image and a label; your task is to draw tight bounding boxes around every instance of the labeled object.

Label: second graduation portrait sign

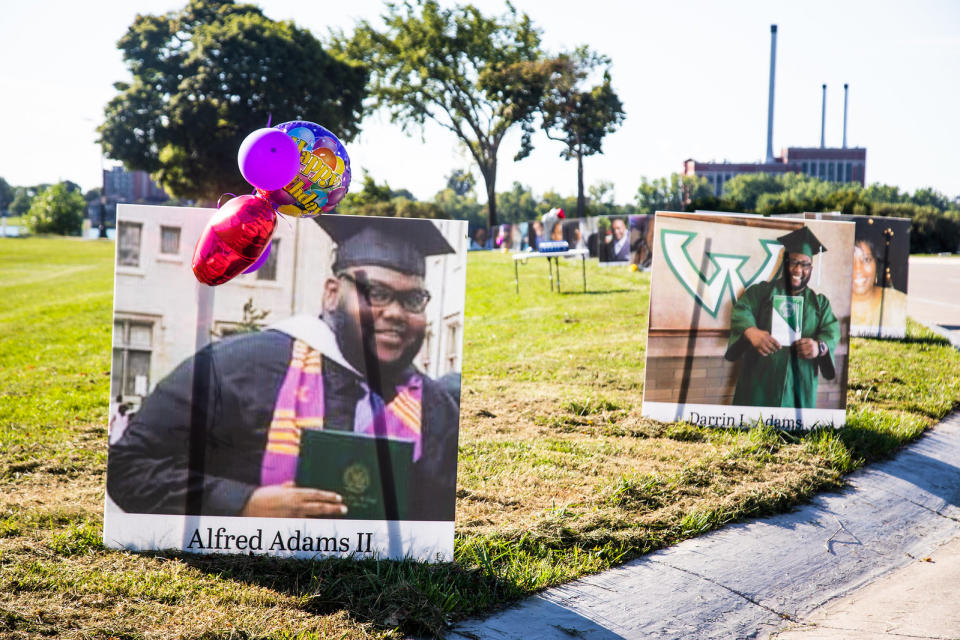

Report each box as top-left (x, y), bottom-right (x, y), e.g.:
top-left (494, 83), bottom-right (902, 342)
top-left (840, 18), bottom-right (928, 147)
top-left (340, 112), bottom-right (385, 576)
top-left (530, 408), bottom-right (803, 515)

top-left (642, 211), bottom-right (855, 428)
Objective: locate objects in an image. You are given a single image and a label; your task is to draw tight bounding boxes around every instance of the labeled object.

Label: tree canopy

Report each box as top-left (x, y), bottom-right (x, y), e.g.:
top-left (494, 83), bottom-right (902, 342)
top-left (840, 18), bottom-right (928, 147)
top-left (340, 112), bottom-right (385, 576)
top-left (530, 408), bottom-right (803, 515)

top-left (99, 0), bottom-right (366, 203)
top-left (542, 47), bottom-right (625, 218)
top-left (445, 169), bottom-right (476, 197)
top-left (634, 174), bottom-right (713, 215)
top-left (24, 183), bottom-right (86, 235)
top-left (336, 0), bottom-right (562, 227)
top-left (0, 177), bottom-right (13, 213)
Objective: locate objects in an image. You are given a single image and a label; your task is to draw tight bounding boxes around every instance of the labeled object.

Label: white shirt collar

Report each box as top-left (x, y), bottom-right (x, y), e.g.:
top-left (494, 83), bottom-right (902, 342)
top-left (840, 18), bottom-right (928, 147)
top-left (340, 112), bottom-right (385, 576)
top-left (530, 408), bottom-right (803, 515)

top-left (266, 314), bottom-right (362, 376)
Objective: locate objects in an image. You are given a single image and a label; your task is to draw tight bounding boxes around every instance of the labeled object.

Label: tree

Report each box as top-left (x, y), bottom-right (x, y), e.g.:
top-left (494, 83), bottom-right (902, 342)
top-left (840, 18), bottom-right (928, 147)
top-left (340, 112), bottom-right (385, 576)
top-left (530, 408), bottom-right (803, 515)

top-left (588, 181), bottom-right (618, 218)
top-left (24, 183), bottom-right (85, 235)
top-left (861, 183), bottom-right (905, 205)
top-left (635, 173), bottom-right (713, 215)
top-left (682, 174), bottom-right (717, 211)
top-left (344, 174), bottom-right (395, 206)
top-left (720, 173), bottom-right (782, 211)
top-left (337, 0), bottom-right (562, 228)
top-left (212, 298), bottom-right (270, 338)
top-left (497, 182), bottom-right (538, 223)
top-left (910, 187), bottom-right (951, 210)
top-left (339, 173), bottom-right (419, 212)
top-left (9, 189), bottom-right (32, 217)
top-left (541, 47), bottom-right (625, 218)
top-left (433, 188), bottom-right (485, 228)
top-left (10, 185), bottom-right (48, 218)
top-left (99, 0), bottom-right (366, 203)
top-left (0, 177), bottom-right (13, 213)
top-left (537, 190), bottom-right (577, 218)
top-left (445, 169), bottom-right (476, 197)
top-left (636, 174), bottom-right (681, 214)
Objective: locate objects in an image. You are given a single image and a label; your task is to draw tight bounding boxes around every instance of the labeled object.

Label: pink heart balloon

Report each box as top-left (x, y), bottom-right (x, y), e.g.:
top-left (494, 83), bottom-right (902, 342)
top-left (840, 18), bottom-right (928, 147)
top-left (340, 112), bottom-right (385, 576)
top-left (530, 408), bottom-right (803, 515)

top-left (192, 195), bottom-right (277, 286)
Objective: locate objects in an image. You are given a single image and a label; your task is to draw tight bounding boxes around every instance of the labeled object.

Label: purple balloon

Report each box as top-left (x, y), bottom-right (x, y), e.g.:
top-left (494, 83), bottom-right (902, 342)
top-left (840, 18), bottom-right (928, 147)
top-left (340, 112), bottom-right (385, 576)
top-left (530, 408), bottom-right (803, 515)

top-left (242, 239), bottom-right (272, 274)
top-left (238, 128), bottom-right (301, 191)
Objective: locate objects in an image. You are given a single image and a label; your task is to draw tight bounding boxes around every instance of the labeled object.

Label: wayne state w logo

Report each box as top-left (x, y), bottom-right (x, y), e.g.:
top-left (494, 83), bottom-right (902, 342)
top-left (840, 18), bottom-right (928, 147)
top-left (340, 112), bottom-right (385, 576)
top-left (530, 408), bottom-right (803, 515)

top-left (661, 230), bottom-right (783, 317)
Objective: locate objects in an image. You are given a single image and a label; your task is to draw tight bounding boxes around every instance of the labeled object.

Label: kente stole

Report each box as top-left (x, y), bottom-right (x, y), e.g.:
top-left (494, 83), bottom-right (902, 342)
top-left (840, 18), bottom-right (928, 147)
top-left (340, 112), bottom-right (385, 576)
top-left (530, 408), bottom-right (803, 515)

top-left (259, 339), bottom-right (423, 486)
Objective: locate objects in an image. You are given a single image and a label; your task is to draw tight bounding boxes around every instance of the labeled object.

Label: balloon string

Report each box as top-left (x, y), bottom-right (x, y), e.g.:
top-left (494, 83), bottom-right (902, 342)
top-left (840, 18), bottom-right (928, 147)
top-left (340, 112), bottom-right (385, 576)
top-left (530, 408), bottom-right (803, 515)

top-left (266, 112), bottom-right (272, 127)
top-left (217, 193), bottom-right (238, 208)
top-left (275, 210), bottom-right (296, 232)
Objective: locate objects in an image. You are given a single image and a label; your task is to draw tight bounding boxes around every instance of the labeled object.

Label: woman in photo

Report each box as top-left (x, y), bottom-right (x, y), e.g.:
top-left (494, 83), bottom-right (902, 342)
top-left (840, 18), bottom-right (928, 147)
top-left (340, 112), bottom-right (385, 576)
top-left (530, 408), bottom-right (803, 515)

top-left (850, 237), bottom-right (907, 333)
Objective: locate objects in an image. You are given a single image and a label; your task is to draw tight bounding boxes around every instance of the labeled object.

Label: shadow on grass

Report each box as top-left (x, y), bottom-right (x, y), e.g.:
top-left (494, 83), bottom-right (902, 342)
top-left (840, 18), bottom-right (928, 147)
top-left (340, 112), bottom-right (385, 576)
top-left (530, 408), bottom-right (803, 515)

top-left (856, 334), bottom-right (952, 347)
top-left (559, 288), bottom-right (633, 296)
top-left (155, 550), bottom-right (524, 637)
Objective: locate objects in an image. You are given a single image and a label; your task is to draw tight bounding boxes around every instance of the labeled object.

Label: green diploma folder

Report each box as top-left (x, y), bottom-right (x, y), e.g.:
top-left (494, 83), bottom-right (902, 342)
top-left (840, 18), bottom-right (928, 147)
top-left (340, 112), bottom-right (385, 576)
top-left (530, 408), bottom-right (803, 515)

top-left (295, 429), bottom-right (414, 520)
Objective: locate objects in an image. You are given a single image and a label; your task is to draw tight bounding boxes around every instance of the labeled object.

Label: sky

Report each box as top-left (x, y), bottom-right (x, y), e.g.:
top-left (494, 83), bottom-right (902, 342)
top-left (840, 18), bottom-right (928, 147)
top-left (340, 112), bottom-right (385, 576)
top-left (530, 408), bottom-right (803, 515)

top-left (1, 0), bottom-right (958, 204)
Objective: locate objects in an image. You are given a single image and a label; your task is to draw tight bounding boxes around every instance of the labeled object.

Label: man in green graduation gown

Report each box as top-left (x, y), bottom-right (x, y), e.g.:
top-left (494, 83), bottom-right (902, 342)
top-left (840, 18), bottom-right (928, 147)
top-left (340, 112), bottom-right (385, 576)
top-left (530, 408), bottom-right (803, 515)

top-left (724, 227), bottom-right (840, 408)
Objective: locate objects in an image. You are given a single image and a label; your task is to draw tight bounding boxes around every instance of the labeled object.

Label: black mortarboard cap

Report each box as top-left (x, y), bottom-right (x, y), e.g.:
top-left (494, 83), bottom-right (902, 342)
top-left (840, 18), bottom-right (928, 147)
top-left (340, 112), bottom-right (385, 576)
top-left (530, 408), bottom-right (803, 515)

top-left (314, 214), bottom-right (456, 277)
top-left (777, 226), bottom-right (827, 257)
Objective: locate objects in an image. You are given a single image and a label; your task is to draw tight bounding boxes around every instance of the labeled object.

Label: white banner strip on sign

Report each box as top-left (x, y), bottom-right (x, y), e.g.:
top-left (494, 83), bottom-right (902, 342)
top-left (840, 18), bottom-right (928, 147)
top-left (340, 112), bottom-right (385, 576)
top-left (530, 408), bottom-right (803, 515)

top-left (103, 509), bottom-right (454, 562)
top-left (642, 401), bottom-right (844, 430)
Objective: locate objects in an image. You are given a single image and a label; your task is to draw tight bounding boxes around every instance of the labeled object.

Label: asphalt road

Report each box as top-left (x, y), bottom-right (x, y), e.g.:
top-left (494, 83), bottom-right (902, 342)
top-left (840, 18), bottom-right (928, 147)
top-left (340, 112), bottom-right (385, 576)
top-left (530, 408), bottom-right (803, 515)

top-left (908, 256), bottom-right (960, 341)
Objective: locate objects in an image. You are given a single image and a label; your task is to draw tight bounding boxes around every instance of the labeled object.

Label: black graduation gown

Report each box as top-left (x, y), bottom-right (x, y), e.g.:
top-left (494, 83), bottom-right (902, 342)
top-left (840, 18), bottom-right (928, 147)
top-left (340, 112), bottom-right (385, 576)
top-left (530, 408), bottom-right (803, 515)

top-left (106, 330), bottom-right (460, 521)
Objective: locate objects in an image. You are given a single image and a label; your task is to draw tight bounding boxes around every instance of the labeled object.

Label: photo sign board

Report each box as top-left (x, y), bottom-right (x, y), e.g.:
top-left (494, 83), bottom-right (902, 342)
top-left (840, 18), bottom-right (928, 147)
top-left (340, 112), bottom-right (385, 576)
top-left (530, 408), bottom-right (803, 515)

top-left (803, 213), bottom-right (910, 339)
top-left (641, 211), bottom-right (854, 429)
top-left (105, 205), bottom-right (467, 561)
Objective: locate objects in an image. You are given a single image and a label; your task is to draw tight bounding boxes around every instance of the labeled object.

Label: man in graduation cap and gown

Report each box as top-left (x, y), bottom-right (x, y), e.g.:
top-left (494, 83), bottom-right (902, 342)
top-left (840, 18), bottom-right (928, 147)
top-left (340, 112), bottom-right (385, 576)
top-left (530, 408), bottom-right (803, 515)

top-left (724, 226), bottom-right (841, 408)
top-left (107, 216), bottom-right (460, 521)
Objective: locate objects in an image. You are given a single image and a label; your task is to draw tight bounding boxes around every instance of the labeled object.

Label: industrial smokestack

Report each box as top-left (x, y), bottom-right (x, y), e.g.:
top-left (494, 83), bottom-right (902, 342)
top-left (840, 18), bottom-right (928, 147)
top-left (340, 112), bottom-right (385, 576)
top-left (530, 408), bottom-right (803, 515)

top-left (842, 83), bottom-right (849, 148)
top-left (765, 25), bottom-right (778, 163)
top-left (820, 84), bottom-right (827, 148)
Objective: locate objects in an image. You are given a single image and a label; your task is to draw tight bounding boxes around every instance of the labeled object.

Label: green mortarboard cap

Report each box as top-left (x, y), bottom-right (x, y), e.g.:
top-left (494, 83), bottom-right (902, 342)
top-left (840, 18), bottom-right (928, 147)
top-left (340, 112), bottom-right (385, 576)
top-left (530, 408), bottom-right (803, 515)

top-left (777, 226), bottom-right (827, 257)
top-left (314, 214), bottom-right (456, 277)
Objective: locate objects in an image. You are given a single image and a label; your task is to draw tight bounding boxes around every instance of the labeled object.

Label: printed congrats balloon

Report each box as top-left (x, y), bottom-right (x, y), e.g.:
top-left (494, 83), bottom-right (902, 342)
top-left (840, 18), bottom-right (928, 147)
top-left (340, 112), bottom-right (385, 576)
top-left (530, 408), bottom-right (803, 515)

top-left (257, 121), bottom-right (352, 218)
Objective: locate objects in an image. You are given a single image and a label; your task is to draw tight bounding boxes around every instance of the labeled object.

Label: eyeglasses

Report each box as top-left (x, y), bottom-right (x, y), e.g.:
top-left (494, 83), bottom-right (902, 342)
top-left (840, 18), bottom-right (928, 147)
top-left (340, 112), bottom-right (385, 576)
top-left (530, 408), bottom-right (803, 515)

top-left (338, 272), bottom-right (431, 313)
top-left (786, 259), bottom-right (813, 270)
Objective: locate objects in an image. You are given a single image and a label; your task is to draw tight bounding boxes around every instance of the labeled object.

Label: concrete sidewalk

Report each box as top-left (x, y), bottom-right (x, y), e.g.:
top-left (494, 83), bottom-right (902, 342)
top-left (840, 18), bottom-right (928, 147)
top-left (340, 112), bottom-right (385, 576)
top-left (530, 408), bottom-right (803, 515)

top-left (770, 534), bottom-right (960, 638)
top-left (450, 413), bottom-right (960, 640)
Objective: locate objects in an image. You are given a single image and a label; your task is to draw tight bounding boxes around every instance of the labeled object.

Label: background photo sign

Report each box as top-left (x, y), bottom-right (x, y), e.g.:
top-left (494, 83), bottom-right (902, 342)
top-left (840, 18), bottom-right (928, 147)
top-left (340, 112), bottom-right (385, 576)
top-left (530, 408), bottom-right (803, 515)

top-left (642, 211), bottom-right (855, 428)
top-left (105, 205), bottom-right (467, 561)
top-left (804, 213), bottom-right (910, 339)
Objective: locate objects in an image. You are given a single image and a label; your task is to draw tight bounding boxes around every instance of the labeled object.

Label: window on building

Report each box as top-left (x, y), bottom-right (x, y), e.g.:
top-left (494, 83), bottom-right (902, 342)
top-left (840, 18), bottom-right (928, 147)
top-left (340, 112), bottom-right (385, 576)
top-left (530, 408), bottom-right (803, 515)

top-left (420, 327), bottom-right (434, 372)
top-left (117, 221), bottom-right (142, 267)
top-left (160, 226), bottom-right (181, 254)
top-left (801, 162), bottom-right (808, 174)
top-left (445, 321), bottom-right (460, 371)
top-left (112, 319), bottom-right (153, 398)
top-left (256, 239), bottom-right (279, 280)
top-left (845, 162), bottom-right (852, 182)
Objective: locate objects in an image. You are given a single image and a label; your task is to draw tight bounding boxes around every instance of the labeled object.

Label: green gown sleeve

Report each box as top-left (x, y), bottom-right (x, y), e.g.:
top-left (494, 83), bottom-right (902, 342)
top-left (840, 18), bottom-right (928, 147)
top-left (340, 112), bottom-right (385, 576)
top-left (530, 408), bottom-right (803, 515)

top-left (725, 282), bottom-right (767, 361)
top-left (812, 292), bottom-right (840, 380)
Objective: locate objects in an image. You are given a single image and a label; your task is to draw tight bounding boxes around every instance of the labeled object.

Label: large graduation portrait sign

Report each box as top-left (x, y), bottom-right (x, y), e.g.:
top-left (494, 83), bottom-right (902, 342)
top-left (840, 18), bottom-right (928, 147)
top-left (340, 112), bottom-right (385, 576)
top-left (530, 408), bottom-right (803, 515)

top-left (641, 211), bottom-right (854, 429)
top-left (105, 205), bottom-right (467, 561)
top-left (804, 213), bottom-right (910, 339)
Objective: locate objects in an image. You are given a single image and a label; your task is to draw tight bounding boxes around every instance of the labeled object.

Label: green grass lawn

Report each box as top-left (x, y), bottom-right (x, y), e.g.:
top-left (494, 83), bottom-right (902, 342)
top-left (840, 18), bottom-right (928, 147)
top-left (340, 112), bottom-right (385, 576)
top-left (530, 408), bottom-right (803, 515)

top-left (2, 239), bottom-right (959, 639)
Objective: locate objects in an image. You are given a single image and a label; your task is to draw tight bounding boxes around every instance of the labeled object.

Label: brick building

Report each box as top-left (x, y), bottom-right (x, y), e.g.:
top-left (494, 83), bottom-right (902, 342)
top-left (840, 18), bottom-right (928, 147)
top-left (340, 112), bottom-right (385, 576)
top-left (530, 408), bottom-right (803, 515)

top-left (683, 146), bottom-right (867, 197)
top-left (93, 167), bottom-right (170, 228)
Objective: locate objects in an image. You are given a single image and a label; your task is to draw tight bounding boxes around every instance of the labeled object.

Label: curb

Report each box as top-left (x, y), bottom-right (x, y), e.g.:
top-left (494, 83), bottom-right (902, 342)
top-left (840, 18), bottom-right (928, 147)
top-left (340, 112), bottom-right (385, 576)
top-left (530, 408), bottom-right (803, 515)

top-left (921, 321), bottom-right (960, 351)
top-left (450, 413), bottom-right (960, 640)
